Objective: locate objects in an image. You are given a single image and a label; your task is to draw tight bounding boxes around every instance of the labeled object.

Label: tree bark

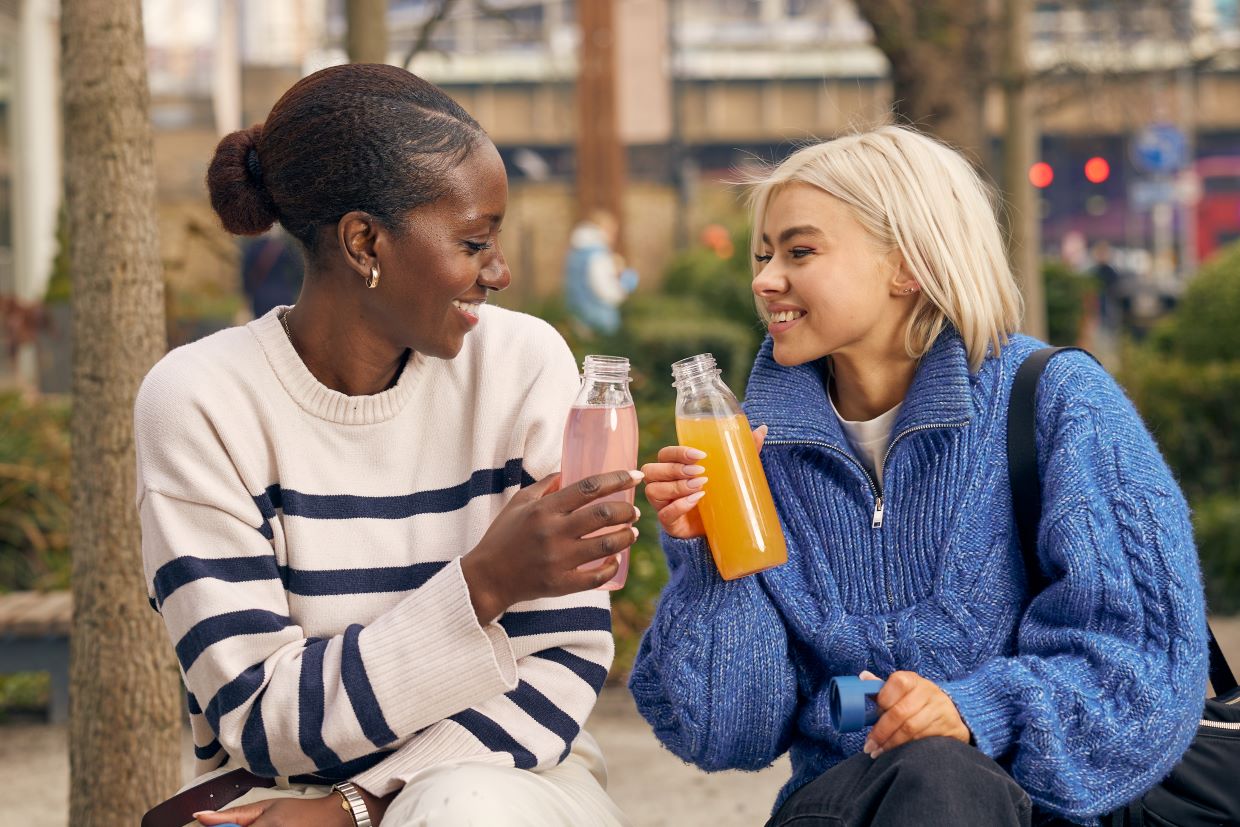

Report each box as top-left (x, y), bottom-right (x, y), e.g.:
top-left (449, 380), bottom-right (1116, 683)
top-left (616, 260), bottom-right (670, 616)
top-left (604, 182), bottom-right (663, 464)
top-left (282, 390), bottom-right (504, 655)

top-left (61, 1), bottom-right (181, 824)
top-left (347, 0), bottom-right (391, 64)
top-left (853, 0), bottom-right (994, 163)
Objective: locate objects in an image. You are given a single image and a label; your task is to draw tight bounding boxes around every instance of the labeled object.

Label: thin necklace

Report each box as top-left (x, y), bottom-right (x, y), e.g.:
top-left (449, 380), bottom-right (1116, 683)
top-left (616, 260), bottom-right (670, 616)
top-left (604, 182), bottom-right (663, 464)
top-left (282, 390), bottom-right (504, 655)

top-left (280, 306), bottom-right (294, 346)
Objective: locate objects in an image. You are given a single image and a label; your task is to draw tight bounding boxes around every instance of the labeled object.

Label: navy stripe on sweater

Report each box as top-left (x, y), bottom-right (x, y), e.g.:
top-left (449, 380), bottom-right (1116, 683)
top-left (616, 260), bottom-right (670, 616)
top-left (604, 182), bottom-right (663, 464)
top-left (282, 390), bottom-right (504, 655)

top-left (506, 680), bottom-right (580, 762)
top-left (450, 708), bottom-right (538, 769)
top-left (176, 609), bottom-right (292, 672)
top-left (297, 638), bottom-right (343, 770)
top-left (274, 459), bottom-right (529, 521)
top-left (155, 556), bottom-right (449, 605)
top-left (194, 738), bottom-right (222, 761)
top-left (340, 624), bottom-right (398, 748)
top-left (531, 647), bottom-right (609, 695)
top-left (286, 561), bottom-right (448, 596)
top-left (242, 698), bottom-right (276, 776)
top-left (249, 461), bottom-right (531, 537)
top-left (205, 663), bottom-right (266, 734)
top-left (499, 607), bottom-right (612, 637)
top-left (153, 555), bottom-right (282, 608)
top-left (288, 748), bottom-right (395, 785)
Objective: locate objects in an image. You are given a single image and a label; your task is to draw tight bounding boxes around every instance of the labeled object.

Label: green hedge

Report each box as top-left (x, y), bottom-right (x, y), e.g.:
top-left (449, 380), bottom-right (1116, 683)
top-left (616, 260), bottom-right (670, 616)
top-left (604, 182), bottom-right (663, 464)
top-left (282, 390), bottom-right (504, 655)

top-left (0, 392), bottom-right (71, 594)
top-left (1120, 240), bottom-right (1240, 616)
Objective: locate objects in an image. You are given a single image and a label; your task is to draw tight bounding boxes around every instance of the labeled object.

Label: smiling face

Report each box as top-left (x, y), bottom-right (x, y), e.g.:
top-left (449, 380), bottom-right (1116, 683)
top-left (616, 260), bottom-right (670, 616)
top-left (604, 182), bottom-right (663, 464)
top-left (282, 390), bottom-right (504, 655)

top-left (370, 140), bottom-right (511, 359)
top-left (753, 183), bottom-right (910, 367)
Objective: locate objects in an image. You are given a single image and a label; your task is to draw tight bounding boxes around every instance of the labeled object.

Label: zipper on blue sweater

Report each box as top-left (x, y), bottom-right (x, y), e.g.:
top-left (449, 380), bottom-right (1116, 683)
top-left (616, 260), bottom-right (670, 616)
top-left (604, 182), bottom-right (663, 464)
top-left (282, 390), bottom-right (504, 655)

top-left (767, 421), bottom-right (966, 530)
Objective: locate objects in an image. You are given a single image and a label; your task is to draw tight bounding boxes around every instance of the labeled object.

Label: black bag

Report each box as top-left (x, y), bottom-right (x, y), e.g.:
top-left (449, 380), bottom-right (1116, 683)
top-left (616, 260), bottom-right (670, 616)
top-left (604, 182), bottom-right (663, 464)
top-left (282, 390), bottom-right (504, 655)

top-left (1008, 347), bottom-right (1240, 827)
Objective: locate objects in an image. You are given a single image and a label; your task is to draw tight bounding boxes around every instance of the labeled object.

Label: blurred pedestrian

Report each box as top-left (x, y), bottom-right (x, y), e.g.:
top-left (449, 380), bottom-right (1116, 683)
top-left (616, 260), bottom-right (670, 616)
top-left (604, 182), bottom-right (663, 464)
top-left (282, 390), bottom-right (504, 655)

top-left (1090, 240), bottom-right (1124, 332)
top-left (135, 64), bottom-right (635, 827)
top-left (632, 125), bottom-right (1207, 827)
top-left (563, 210), bottom-right (638, 336)
top-left (240, 226), bottom-right (303, 319)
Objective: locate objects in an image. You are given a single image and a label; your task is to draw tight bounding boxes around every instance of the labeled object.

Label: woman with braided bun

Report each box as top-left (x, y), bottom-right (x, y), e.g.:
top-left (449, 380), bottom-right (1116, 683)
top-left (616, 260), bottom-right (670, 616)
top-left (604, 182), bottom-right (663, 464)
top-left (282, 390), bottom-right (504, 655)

top-left (135, 64), bottom-right (636, 827)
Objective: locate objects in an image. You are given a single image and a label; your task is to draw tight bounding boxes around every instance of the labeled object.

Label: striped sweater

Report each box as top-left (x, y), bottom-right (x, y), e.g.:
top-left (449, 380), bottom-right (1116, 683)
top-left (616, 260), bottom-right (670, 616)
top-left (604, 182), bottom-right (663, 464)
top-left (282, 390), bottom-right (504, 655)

top-left (134, 304), bottom-right (612, 798)
top-left (630, 330), bottom-right (1209, 823)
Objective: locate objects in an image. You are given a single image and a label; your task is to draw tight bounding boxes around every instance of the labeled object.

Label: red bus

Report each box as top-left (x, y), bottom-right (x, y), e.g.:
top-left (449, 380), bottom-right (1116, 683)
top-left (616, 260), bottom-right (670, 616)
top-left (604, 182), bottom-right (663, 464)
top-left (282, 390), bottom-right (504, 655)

top-left (1196, 156), bottom-right (1240, 262)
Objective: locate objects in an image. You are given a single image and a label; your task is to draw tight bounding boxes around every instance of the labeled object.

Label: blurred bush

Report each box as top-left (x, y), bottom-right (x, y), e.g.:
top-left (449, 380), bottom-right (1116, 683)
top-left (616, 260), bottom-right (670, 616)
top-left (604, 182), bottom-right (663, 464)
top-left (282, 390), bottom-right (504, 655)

top-left (0, 392), bottom-right (70, 718)
top-left (1147, 241), bottom-right (1240, 362)
top-left (535, 236), bottom-right (766, 677)
top-left (1120, 240), bottom-right (1240, 614)
top-left (1043, 260), bottom-right (1097, 346)
top-left (0, 392), bottom-right (71, 593)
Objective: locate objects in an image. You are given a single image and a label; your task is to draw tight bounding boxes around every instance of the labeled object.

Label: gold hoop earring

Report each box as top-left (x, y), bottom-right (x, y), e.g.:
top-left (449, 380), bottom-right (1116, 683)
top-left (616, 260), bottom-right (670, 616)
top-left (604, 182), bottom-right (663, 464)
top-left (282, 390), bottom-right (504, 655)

top-left (366, 264), bottom-right (380, 289)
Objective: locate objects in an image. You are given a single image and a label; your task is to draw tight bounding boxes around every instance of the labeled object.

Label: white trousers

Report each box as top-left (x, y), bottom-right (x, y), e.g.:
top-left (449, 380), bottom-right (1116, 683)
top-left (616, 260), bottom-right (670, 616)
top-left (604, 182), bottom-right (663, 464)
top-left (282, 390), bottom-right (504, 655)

top-left (180, 732), bottom-right (631, 827)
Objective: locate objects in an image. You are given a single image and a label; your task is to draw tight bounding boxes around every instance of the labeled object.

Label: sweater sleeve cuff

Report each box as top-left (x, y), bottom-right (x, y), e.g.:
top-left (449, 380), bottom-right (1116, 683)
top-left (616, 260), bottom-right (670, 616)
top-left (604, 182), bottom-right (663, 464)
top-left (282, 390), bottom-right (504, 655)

top-left (661, 531), bottom-right (722, 586)
top-left (351, 721), bottom-right (507, 797)
top-left (358, 558), bottom-right (518, 738)
top-left (940, 667), bottom-right (1016, 760)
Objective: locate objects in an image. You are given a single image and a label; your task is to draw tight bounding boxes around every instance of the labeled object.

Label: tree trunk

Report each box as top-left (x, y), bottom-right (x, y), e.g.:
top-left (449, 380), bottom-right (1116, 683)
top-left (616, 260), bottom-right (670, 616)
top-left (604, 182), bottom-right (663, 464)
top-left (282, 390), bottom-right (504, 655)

top-left (854, 0), bottom-right (993, 163)
top-left (347, 0), bottom-right (390, 64)
top-left (61, 1), bottom-right (181, 824)
top-left (1001, 0), bottom-right (1048, 339)
top-left (576, 0), bottom-right (628, 250)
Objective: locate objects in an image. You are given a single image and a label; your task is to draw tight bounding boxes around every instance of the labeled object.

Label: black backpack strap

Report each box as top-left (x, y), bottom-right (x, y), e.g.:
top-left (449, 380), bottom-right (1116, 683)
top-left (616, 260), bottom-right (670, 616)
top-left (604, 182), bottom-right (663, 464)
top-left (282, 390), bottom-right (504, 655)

top-left (1007, 347), bottom-right (1075, 594)
top-left (1005, 346), bottom-right (1236, 696)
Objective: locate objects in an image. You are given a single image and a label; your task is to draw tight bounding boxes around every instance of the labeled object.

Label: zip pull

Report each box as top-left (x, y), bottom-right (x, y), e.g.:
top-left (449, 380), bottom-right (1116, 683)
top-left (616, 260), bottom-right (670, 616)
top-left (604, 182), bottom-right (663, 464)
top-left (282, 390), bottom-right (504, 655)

top-left (872, 496), bottom-right (885, 528)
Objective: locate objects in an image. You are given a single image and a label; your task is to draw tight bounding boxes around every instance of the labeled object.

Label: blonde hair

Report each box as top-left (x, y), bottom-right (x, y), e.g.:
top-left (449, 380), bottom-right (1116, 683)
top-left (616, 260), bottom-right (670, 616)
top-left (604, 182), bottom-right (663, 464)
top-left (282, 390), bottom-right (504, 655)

top-left (746, 125), bottom-right (1022, 372)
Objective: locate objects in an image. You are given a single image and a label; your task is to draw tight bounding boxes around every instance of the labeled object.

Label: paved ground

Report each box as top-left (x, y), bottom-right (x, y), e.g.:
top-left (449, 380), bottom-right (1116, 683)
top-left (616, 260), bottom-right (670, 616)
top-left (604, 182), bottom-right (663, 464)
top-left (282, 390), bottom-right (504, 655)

top-left (5, 615), bottom-right (1237, 827)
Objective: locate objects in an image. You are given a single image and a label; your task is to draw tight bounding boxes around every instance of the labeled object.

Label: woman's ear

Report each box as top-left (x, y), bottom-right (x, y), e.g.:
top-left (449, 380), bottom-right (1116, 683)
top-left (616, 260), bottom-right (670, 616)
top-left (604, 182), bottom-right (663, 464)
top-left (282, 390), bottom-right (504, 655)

top-left (888, 256), bottom-right (920, 298)
top-left (337, 211), bottom-right (380, 279)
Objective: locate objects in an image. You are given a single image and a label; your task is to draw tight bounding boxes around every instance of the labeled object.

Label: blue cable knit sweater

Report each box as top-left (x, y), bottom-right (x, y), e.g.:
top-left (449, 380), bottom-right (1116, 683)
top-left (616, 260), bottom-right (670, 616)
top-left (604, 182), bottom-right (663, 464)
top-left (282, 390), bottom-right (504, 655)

top-left (629, 329), bottom-right (1209, 823)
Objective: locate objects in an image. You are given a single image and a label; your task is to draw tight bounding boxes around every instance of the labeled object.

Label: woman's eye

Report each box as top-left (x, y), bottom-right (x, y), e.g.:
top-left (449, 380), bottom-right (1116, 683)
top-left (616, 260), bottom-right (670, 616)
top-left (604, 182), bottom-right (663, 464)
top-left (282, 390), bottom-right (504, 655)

top-left (790, 247), bottom-right (814, 259)
top-left (754, 253), bottom-right (773, 264)
top-left (463, 240), bottom-right (493, 254)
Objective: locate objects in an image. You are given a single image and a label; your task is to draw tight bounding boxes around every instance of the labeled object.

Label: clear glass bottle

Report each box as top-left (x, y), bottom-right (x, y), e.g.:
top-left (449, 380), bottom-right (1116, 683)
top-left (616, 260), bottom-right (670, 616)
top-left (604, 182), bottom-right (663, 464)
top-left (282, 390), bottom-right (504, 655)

top-left (561, 355), bottom-right (639, 590)
top-left (672, 353), bottom-right (787, 580)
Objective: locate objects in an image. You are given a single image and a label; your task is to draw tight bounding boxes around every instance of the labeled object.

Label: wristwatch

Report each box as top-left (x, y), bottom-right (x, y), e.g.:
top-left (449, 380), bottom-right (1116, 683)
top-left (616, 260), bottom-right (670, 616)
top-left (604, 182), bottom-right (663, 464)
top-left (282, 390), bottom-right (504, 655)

top-left (331, 781), bottom-right (373, 827)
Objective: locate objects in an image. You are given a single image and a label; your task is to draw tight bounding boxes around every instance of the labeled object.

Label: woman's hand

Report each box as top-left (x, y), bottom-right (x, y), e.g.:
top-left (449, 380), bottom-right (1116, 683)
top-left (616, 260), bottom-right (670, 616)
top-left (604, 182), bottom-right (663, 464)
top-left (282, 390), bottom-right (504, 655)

top-left (461, 469), bottom-right (643, 623)
top-left (194, 785), bottom-right (391, 826)
top-left (194, 795), bottom-right (348, 826)
top-left (863, 670), bottom-right (971, 758)
top-left (642, 425), bottom-right (766, 540)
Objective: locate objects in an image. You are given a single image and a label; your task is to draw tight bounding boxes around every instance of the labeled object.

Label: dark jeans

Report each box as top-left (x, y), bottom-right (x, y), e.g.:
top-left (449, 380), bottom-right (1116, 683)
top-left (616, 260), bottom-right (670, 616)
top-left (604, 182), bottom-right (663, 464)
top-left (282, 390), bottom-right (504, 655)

top-left (765, 737), bottom-right (1035, 827)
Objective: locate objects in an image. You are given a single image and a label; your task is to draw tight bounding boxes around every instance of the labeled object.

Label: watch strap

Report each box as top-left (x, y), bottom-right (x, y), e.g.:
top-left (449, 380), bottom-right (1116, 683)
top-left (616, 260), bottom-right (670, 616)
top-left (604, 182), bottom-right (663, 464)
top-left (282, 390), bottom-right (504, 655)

top-left (331, 781), bottom-right (373, 827)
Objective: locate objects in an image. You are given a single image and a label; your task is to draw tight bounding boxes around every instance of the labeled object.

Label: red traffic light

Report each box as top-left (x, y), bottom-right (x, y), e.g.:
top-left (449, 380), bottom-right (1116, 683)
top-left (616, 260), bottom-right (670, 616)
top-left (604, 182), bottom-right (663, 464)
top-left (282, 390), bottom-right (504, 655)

top-left (1084, 156), bottom-right (1111, 184)
top-left (1029, 162), bottom-right (1054, 188)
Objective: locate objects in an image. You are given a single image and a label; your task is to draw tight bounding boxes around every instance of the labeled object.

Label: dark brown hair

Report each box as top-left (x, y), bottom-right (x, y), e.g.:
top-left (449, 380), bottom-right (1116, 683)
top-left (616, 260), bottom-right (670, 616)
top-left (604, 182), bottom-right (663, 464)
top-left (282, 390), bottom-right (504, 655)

top-left (206, 64), bottom-right (484, 256)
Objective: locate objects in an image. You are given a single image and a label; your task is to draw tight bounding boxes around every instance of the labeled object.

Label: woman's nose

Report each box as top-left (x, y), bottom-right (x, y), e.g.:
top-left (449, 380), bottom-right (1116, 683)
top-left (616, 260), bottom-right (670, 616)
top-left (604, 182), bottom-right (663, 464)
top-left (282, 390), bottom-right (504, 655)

top-left (752, 261), bottom-right (786, 298)
top-left (479, 247), bottom-right (511, 292)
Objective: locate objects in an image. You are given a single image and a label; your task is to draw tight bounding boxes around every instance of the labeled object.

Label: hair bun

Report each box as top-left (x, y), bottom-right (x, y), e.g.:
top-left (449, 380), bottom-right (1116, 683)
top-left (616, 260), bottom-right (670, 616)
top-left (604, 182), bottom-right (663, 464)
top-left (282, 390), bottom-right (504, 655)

top-left (206, 124), bottom-right (278, 236)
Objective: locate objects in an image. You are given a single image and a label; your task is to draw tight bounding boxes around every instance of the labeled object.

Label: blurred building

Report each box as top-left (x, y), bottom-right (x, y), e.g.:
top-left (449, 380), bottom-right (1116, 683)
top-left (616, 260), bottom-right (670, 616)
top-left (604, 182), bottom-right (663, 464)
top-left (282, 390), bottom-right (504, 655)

top-left (4, 0), bottom-right (1240, 371)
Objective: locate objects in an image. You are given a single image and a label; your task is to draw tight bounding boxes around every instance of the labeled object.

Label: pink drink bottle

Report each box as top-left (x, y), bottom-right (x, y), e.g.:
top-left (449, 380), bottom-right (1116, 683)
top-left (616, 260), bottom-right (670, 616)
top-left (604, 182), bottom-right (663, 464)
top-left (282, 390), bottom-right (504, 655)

top-left (560, 355), bottom-right (639, 590)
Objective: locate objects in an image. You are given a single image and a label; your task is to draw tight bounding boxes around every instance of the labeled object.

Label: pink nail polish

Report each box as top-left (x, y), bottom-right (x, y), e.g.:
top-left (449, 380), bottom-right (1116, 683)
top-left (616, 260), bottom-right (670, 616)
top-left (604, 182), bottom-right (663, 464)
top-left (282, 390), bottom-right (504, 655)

top-left (686, 476), bottom-right (708, 490)
top-left (685, 448), bottom-right (707, 460)
top-left (686, 491), bottom-right (706, 504)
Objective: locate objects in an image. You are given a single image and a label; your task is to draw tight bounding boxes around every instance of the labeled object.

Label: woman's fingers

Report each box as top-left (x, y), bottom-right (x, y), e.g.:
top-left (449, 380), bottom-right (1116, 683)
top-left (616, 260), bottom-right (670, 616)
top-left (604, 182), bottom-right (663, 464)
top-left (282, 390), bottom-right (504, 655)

top-left (752, 423), bottom-right (768, 452)
top-left (551, 470), bottom-right (644, 514)
top-left (655, 445), bottom-right (707, 465)
top-left (870, 703), bottom-right (939, 757)
top-left (657, 492), bottom-right (706, 526)
top-left (644, 475), bottom-right (707, 508)
top-left (563, 499), bottom-right (640, 540)
top-left (195, 804), bottom-right (265, 826)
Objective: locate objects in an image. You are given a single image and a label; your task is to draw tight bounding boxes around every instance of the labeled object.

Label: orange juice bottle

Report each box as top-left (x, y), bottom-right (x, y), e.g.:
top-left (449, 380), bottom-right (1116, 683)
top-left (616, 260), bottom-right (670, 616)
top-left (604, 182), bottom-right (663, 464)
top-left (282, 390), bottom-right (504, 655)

top-left (672, 354), bottom-right (787, 580)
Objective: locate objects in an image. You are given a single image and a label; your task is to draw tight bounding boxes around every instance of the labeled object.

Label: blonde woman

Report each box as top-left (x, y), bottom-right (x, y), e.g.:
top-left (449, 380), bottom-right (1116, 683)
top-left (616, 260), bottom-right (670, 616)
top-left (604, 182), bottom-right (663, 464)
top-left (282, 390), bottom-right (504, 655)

top-left (632, 126), bottom-right (1208, 826)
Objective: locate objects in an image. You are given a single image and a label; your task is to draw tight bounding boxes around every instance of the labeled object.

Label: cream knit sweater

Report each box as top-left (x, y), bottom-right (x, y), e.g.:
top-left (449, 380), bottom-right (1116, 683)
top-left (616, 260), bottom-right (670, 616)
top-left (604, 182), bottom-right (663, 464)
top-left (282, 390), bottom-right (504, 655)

top-left (134, 304), bottom-right (612, 798)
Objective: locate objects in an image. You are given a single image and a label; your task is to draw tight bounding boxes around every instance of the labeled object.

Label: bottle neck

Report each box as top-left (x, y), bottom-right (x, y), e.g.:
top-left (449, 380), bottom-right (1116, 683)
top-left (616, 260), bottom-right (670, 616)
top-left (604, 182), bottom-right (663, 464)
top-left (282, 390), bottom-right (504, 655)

top-left (583, 354), bottom-right (631, 383)
top-left (671, 353), bottom-right (720, 392)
